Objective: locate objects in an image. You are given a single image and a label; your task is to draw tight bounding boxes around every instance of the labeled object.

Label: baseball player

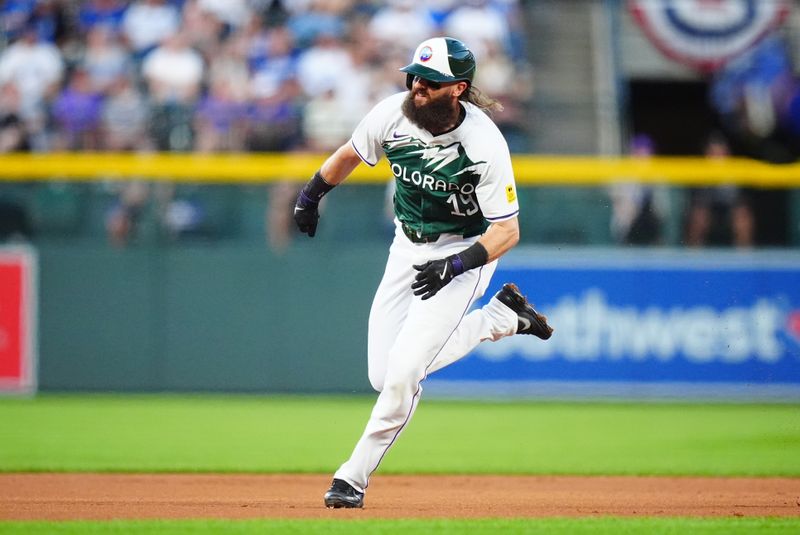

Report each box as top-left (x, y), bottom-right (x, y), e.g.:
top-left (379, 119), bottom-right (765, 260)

top-left (293, 36), bottom-right (553, 509)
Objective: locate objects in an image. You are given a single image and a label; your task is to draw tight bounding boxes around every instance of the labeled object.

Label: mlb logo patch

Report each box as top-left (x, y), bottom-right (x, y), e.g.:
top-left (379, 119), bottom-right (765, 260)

top-left (505, 185), bottom-right (516, 203)
top-left (419, 46), bottom-right (433, 62)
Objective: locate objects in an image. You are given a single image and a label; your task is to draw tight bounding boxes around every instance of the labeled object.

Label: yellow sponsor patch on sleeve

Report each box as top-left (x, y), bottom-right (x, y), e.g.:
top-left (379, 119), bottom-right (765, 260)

top-left (505, 184), bottom-right (517, 203)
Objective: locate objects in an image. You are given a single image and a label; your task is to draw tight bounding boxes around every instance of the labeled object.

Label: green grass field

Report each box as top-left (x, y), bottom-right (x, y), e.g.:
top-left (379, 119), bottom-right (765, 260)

top-left (1, 395), bottom-right (798, 475)
top-left (1, 395), bottom-right (798, 534)
top-left (1, 518), bottom-right (799, 535)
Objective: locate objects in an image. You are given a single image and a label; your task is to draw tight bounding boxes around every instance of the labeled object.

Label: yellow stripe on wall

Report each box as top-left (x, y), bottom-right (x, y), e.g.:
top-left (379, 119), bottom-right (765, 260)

top-left (0, 153), bottom-right (798, 187)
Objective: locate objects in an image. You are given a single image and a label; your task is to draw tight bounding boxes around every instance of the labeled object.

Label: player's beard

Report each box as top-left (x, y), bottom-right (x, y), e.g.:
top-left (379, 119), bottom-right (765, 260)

top-left (402, 89), bottom-right (460, 134)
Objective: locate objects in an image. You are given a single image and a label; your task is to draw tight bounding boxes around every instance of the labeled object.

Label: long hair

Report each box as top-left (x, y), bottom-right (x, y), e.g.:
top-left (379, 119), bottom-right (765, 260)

top-left (460, 85), bottom-right (504, 115)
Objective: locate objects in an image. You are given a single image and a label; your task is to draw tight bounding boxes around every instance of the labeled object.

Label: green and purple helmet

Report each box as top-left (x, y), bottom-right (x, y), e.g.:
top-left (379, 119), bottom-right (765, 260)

top-left (399, 37), bottom-right (476, 89)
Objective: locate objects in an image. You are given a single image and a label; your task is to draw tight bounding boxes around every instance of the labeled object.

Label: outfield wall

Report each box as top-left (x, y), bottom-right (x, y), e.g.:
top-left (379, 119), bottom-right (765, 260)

top-left (1, 154), bottom-right (798, 398)
top-left (21, 243), bottom-right (800, 400)
top-left (34, 242), bottom-right (382, 393)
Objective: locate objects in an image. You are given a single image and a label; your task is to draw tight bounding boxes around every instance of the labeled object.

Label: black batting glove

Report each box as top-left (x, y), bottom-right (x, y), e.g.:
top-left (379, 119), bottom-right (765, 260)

top-left (411, 242), bottom-right (489, 300)
top-left (412, 255), bottom-right (462, 300)
top-left (294, 171), bottom-right (335, 238)
top-left (293, 190), bottom-right (320, 237)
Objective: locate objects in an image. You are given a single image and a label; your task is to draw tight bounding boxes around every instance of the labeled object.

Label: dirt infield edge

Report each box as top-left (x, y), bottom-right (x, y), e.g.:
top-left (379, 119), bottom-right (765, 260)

top-left (1, 473), bottom-right (799, 520)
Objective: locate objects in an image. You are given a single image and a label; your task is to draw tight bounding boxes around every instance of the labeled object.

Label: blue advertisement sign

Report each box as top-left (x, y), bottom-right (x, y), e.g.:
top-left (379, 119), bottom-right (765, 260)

top-left (429, 250), bottom-right (800, 399)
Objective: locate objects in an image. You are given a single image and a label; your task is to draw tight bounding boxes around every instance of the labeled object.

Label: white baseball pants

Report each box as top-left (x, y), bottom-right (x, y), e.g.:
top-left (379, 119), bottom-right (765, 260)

top-left (333, 220), bottom-right (518, 493)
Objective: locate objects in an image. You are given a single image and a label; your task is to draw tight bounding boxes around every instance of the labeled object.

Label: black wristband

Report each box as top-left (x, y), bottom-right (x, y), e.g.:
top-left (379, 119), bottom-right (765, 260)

top-left (450, 241), bottom-right (489, 275)
top-left (302, 171), bottom-right (335, 203)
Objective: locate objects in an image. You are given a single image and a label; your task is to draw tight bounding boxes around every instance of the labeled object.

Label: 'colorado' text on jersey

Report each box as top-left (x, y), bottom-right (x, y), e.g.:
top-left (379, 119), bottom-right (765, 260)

top-left (350, 92), bottom-right (519, 238)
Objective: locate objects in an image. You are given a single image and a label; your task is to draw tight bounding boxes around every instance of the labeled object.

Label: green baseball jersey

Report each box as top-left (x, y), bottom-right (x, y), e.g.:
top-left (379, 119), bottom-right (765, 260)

top-left (350, 92), bottom-right (519, 238)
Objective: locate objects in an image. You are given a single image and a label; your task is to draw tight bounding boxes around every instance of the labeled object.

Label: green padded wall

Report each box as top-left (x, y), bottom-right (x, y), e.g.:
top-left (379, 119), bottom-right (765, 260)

top-left (36, 242), bottom-right (388, 393)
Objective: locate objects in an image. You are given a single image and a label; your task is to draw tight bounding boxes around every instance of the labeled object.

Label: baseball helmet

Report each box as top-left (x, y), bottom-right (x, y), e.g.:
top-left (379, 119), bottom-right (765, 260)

top-left (399, 37), bottom-right (476, 89)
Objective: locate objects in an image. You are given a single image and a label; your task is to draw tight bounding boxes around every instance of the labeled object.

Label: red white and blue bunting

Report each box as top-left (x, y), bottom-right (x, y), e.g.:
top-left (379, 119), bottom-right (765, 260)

top-left (629, 0), bottom-right (791, 72)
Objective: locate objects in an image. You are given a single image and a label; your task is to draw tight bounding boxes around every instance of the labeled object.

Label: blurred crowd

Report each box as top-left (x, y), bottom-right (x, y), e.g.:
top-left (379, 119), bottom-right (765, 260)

top-left (1, 1), bottom-right (797, 250)
top-left (0, 0), bottom-right (531, 247)
top-left (0, 0), bottom-right (531, 155)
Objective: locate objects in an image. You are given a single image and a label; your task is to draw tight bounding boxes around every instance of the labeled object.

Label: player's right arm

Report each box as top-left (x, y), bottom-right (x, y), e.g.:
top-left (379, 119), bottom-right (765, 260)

top-left (319, 143), bottom-right (362, 185)
top-left (294, 93), bottom-right (401, 237)
top-left (293, 143), bottom-right (363, 238)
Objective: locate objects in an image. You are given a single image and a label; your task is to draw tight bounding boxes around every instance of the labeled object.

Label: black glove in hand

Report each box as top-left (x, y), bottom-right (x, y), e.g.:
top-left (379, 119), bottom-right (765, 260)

top-left (293, 190), bottom-right (320, 237)
top-left (412, 257), bottom-right (458, 300)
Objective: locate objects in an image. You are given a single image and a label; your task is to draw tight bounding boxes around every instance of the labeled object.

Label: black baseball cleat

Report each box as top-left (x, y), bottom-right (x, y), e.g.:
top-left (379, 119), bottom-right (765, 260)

top-left (324, 478), bottom-right (364, 509)
top-left (495, 283), bottom-right (554, 340)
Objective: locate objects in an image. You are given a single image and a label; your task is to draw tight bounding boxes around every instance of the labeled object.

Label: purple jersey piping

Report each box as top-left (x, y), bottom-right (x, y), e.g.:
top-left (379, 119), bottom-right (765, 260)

top-left (485, 209), bottom-right (519, 222)
top-left (350, 139), bottom-right (377, 167)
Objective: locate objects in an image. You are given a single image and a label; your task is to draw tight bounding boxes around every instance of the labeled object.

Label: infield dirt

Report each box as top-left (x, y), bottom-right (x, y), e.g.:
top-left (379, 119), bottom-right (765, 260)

top-left (1, 474), bottom-right (799, 520)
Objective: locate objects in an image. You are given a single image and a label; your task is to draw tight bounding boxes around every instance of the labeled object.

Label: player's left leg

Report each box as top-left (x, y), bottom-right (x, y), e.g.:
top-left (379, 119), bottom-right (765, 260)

top-left (333, 265), bottom-right (486, 494)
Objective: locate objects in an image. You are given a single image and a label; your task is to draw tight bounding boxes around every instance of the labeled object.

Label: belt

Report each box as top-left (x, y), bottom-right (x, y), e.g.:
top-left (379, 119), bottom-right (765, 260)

top-left (401, 223), bottom-right (440, 244)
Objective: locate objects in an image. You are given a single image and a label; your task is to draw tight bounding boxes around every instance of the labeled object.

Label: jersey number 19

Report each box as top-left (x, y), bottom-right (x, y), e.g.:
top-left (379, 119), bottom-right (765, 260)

top-left (447, 193), bottom-right (479, 217)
